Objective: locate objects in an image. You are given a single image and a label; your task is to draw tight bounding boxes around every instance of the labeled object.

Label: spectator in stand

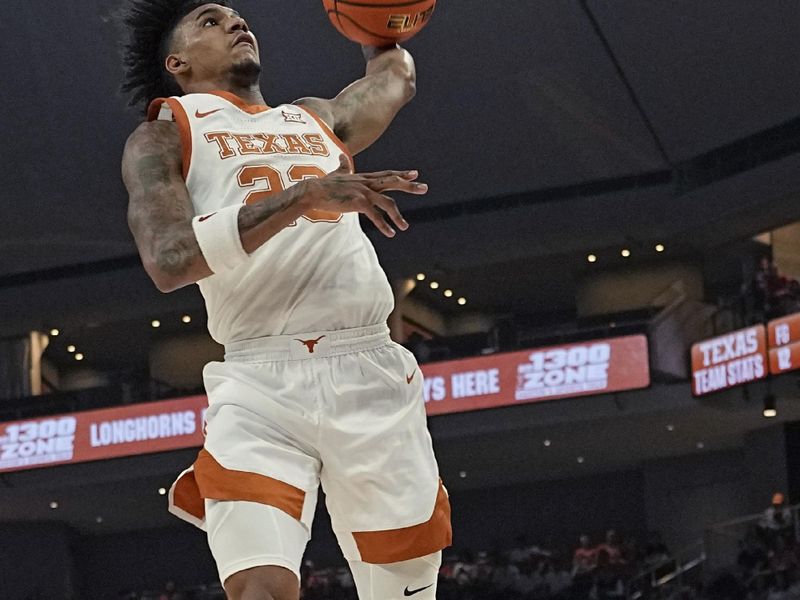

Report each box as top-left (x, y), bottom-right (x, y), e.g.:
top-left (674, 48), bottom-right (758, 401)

top-left (751, 256), bottom-right (800, 321)
top-left (470, 551), bottom-right (495, 597)
top-left (573, 534), bottom-right (598, 575)
top-left (573, 535), bottom-right (597, 600)
top-left (640, 531), bottom-right (675, 577)
top-left (752, 256), bottom-right (777, 321)
top-left (768, 535), bottom-right (797, 575)
top-left (157, 581), bottom-right (182, 600)
top-left (622, 536), bottom-right (640, 570)
top-left (439, 554), bottom-right (458, 579)
top-left (543, 558), bottom-right (572, 599)
top-left (510, 534), bottom-right (533, 564)
top-left (737, 526), bottom-right (768, 576)
top-left (597, 530), bottom-right (626, 566)
top-left (491, 552), bottom-right (521, 596)
top-left (759, 493), bottom-right (794, 548)
top-left (592, 549), bottom-right (625, 600)
top-left (515, 560), bottom-right (539, 597)
top-left (453, 549), bottom-right (478, 586)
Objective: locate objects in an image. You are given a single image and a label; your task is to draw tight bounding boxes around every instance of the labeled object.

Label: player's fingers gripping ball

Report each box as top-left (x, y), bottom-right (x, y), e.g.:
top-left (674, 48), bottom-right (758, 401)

top-left (322, 0), bottom-right (436, 46)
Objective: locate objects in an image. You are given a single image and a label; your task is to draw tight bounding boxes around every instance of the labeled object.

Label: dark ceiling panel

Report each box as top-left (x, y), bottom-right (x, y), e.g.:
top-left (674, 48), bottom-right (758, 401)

top-left (2, 0), bottom-right (667, 276)
top-left (590, 0), bottom-right (800, 160)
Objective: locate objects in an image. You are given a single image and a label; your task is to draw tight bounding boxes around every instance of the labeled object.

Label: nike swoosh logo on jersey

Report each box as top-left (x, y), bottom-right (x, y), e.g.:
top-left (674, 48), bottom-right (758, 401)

top-left (198, 212), bottom-right (218, 222)
top-left (404, 584), bottom-right (434, 596)
top-left (406, 370), bottom-right (417, 384)
top-left (195, 108), bottom-right (223, 118)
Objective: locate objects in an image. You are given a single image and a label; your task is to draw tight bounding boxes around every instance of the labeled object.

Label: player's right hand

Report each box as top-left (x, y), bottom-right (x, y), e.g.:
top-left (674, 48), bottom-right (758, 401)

top-left (296, 155), bottom-right (428, 237)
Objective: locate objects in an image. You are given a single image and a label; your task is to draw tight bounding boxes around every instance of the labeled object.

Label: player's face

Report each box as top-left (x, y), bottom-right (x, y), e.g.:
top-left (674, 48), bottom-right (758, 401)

top-left (171, 4), bottom-right (261, 83)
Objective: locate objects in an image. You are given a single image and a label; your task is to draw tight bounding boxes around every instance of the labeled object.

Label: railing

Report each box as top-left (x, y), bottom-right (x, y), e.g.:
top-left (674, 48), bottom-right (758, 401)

top-left (626, 540), bottom-right (706, 600)
top-left (627, 503), bottom-right (800, 600)
top-left (704, 503), bottom-right (800, 575)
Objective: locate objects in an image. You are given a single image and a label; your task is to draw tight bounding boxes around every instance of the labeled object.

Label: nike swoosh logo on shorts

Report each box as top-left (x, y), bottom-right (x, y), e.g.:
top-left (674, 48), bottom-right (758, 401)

top-left (404, 584), bottom-right (434, 596)
top-left (406, 370), bottom-right (417, 384)
top-left (195, 108), bottom-right (222, 118)
top-left (198, 212), bottom-right (217, 222)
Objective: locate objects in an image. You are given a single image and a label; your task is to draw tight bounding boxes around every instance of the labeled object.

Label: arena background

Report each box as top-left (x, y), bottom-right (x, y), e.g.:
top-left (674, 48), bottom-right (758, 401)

top-left (2, 1), bottom-right (800, 599)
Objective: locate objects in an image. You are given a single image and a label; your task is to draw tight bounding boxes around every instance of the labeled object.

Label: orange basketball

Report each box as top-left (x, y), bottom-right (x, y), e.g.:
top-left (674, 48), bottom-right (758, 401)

top-left (322, 0), bottom-right (436, 47)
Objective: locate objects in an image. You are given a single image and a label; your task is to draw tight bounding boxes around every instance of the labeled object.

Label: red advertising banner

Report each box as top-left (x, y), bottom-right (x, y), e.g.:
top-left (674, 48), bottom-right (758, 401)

top-left (768, 313), bottom-right (800, 348)
top-left (0, 335), bottom-right (651, 474)
top-left (769, 342), bottom-right (800, 375)
top-left (691, 325), bottom-right (768, 396)
top-left (422, 335), bottom-right (650, 416)
top-left (0, 396), bottom-right (207, 474)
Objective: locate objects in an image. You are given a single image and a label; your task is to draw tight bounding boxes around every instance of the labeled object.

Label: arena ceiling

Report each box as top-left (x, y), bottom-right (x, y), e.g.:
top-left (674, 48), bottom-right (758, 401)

top-left (2, 0), bottom-right (800, 285)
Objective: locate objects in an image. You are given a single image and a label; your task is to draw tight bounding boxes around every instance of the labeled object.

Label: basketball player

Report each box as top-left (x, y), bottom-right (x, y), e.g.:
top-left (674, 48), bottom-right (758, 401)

top-left (119, 1), bottom-right (451, 599)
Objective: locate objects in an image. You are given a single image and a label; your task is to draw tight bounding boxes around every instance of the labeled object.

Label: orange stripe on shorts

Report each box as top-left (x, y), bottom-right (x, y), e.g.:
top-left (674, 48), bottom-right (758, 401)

top-left (353, 480), bottom-right (453, 564)
top-left (193, 448), bottom-right (306, 521)
top-left (172, 469), bottom-right (205, 520)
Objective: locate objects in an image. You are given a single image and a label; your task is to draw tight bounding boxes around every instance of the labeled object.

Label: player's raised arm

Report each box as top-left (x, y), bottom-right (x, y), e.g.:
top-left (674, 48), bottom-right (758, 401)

top-left (295, 44), bottom-right (416, 156)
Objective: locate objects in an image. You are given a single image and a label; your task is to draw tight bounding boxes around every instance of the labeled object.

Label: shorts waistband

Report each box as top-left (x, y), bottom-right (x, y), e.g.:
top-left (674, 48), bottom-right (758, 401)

top-left (224, 324), bottom-right (391, 362)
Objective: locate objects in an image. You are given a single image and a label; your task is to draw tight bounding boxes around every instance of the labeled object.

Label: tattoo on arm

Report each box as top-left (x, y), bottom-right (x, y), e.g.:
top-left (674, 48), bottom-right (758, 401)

top-left (332, 48), bottom-right (415, 154)
top-left (237, 184), bottom-right (301, 233)
top-left (123, 121), bottom-right (202, 280)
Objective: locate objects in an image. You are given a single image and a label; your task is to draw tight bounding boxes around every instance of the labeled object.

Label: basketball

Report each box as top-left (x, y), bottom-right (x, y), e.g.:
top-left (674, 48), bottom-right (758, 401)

top-left (322, 0), bottom-right (436, 47)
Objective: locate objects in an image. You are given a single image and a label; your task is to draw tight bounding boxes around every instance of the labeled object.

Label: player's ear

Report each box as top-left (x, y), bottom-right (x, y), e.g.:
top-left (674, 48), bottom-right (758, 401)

top-left (165, 53), bottom-right (190, 76)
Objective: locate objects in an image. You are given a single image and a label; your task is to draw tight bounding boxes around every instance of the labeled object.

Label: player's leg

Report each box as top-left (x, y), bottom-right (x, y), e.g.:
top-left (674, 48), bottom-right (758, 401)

top-left (169, 358), bottom-right (324, 600)
top-left (348, 552), bottom-right (442, 599)
top-left (320, 341), bottom-right (452, 600)
top-left (207, 499), bottom-right (312, 600)
top-left (224, 567), bottom-right (298, 600)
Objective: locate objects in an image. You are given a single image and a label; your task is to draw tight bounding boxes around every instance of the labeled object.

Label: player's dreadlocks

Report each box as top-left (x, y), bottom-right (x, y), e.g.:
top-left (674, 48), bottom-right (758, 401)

top-left (120, 0), bottom-right (232, 112)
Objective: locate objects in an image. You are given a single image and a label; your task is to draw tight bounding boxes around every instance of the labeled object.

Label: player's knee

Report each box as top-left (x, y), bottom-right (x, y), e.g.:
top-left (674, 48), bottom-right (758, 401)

top-left (224, 565), bottom-right (300, 600)
top-left (349, 551), bottom-right (442, 600)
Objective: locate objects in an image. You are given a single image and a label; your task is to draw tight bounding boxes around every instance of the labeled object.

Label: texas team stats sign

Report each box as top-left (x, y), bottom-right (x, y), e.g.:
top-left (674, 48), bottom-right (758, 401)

top-left (768, 312), bottom-right (800, 375)
top-left (0, 396), bottom-right (207, 474)
top-left (422, 335), bottom-right (650, 416)
top-left (691, 325), bottom-right (768, 396)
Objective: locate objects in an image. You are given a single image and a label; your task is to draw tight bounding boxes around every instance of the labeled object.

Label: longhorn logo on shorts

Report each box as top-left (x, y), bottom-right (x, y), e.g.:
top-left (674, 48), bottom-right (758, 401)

top-left (295, 335), bottom-right (326, 354)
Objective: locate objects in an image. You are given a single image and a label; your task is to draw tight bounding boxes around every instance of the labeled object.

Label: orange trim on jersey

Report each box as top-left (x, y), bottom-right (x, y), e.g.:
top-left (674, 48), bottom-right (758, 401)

top-left (147, 97), bottom-right (193, 180)
top-left (209, 90), bottom-right (271, 114)
top-left (295, 104), bottom-right (355, 172)
top-left (172, 469), bottom-right (205, 520)
top-left (352, 480), bottom-right (452, 564)
top-left (193, 448), bottom-right (306, 520)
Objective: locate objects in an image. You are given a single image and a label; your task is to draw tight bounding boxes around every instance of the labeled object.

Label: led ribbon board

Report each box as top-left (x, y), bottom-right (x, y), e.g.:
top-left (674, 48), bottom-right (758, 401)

top-left (422, 335), bottom-right (650, 416)
top-left (0, 396), bottom-right (207, 474)
top-left (768, 312), bottom-right (800, 375)
top-left (691, 325), bottom-right (768, 396)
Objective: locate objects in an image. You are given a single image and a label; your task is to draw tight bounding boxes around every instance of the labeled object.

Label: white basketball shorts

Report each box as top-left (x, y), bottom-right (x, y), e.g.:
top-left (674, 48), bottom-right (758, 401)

top-left (167, 324), bottom-right (451, 582)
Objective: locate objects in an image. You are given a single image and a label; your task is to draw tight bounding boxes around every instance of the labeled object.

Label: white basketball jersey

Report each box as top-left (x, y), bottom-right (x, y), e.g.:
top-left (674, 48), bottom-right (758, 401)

top-left (147, 91), bottom-right (394, 345)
